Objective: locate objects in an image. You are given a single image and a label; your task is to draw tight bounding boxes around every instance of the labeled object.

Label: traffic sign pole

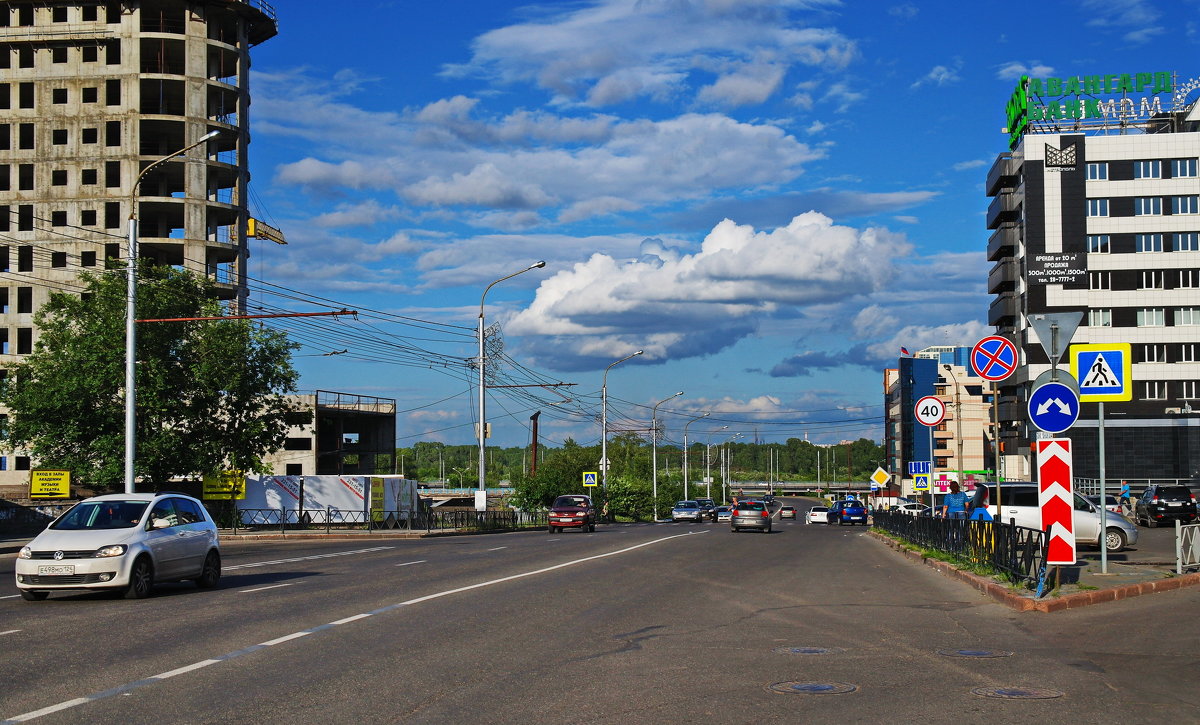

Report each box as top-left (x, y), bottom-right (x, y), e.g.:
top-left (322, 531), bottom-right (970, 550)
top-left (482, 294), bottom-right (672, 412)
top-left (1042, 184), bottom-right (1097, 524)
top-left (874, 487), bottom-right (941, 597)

top-left (914, 395), bottom-right (945, 515)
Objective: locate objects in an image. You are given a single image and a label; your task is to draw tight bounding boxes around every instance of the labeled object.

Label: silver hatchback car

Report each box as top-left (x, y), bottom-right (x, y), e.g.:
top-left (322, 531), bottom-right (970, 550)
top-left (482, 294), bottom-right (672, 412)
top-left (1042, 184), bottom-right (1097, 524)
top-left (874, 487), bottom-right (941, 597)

top-left (16, 492), bottom-right (221, 600)
top-left (730, 501), bottom-right (772, 533)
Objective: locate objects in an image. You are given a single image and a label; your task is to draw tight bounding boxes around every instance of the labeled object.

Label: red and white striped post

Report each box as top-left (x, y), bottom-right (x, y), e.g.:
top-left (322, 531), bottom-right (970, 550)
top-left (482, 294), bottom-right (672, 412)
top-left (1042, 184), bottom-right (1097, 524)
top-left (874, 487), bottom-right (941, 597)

top-left (1037, 439), bottom-right (1076, 566)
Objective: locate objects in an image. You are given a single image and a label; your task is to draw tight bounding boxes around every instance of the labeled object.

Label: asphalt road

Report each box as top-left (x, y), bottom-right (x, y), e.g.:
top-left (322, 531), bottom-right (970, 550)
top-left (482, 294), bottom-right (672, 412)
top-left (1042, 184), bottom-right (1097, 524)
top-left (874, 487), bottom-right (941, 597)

top-left (1, 499), bottom-right (1198, 724)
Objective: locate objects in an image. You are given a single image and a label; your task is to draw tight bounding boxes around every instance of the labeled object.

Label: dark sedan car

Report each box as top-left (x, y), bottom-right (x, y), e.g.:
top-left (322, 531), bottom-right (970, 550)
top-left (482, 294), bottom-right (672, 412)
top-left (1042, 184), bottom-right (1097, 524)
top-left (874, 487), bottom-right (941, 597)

top-left (827, 499), bottom-right (868, 526)
top-left (1134, 485), bottom-right (1197, 527)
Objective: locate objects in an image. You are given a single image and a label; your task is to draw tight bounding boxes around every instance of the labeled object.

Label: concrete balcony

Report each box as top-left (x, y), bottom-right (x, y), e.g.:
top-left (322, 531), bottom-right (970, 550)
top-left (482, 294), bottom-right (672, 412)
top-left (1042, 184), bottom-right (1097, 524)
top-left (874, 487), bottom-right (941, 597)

top-left (987, 257), bottom-right (1018, 294)
top-left (987, 224), bottom-right (1019, 261)
top-left (986, 192), bottom-right (1021, 230)
top-left (986, 153), bottom-right (1020, 196)
top-left (988, 292), bottom-right (1019, 328)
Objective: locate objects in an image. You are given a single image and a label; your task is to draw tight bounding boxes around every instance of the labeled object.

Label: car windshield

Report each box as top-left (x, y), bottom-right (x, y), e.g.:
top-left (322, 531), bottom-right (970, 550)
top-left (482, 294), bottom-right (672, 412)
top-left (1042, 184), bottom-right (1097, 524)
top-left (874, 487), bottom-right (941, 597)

top-left (811, 506), bottom-right (828, 512)
top-left (737, 502), bottom-right (765, 510)
top-left (51, 500), bottom-right (148, 530)
top-left (1157, 487), bottom-right (1191, 499)
top-left (552, 497), bottom-right (589, 508)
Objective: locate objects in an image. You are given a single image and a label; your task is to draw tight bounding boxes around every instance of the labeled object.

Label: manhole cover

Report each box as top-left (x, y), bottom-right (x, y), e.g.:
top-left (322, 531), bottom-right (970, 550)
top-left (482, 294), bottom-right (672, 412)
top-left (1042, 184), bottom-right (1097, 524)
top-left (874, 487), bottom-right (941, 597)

top-left (938, 649), bottom-right (1014, 658)
top-left (971, 687), bottom-right (1064, 700)
top-left (767, 681), bottom-right (857, 695)
top-left (772, 646), bottom-right (843, 655)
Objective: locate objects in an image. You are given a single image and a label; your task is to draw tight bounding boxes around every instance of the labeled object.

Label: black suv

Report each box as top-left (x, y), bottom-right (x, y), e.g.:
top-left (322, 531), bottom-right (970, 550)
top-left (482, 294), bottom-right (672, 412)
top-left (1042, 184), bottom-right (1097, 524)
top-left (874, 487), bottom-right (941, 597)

top-left (1134, 485), bottom-right (1197, 527)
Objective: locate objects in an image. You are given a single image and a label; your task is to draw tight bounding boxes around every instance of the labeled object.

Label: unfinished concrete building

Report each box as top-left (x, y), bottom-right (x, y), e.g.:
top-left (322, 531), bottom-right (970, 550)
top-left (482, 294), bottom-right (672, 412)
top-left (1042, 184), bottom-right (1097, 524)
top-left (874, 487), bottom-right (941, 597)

top-left (264, 391), bottom-right (398, 477)
top-left (0, 0), bottom-right (278, 492)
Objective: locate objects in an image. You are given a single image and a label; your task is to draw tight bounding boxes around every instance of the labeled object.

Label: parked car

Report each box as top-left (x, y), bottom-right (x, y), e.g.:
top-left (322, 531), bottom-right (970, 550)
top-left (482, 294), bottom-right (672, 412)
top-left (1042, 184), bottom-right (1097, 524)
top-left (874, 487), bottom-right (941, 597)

top-left (1134, 485), bottom-right (1198, 528)
top-left (892, 502), bottom-right (930, 516)
top-left (548, 495), bottom-right (597, 533)
top-left (731, 500), bottom-right (772, 533)
top-left (780, 505), bottom-right (797, 519)
top-left (827, 500), bottom-right (868, 526)
top-left (806, 506), bottom-right (829, 524)
top-left (15, 492), bottom-right (221, 601)
top-left (671, 500), bottom-right (705, 522)
top-left (995, 484), bottom-right (1138, 552)
top-left (1085, 495), bottom-right (1123, 516)
top-left (694, 498), bottom-right (718, 521)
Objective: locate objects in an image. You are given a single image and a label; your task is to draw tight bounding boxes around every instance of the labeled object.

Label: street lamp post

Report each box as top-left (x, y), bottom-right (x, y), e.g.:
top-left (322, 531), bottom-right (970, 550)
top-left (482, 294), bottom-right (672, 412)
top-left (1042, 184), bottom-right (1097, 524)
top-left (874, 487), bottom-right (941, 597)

top-left (125, 129), bottom-right (220, 494)
top-left (682, 412), bottom-right (709, 501)
top-left (651, 391), bottom-right (683, 521)
top-left (600, 350), bottom-right (643, 501)
top-left (477, 261), bottom-right (546, 511)
top-left (705, 425), bottom-right (728, 499)
top-left (943, 364), bottom-right (964, 487)
top-left (722, 432), bottom-right (743, 501)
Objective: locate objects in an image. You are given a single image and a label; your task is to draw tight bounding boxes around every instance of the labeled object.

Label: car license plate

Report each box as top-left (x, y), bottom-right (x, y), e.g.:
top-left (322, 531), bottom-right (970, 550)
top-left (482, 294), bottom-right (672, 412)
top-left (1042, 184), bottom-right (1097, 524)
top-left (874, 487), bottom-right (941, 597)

top-left (1169, 502), bottom-right (1182, 507)
top-left (38, 565), bottom-right (74, 576)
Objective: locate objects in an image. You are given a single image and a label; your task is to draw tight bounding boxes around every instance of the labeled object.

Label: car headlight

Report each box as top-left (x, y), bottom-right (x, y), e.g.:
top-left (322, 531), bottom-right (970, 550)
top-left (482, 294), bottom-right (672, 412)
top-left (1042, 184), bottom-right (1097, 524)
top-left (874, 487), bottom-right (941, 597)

top-left (18, 546), bottom-right (31, 559)
top-left (94, 545), bottom-right (128, 558)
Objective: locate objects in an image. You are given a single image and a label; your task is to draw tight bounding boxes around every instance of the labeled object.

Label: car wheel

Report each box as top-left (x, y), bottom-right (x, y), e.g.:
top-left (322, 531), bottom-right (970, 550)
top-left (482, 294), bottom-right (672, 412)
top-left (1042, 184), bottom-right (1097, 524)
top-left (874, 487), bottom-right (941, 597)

top-left (19, 589), bottom-right (48, 601)
top-left (1146, 515), bottom-right (1157, 528)
top-left (125, 556), bottom-right (154, 599)
top-left (195, 551), bottom-right (221, 589)
top-left (1104, 527), bottom-right (1127, 553)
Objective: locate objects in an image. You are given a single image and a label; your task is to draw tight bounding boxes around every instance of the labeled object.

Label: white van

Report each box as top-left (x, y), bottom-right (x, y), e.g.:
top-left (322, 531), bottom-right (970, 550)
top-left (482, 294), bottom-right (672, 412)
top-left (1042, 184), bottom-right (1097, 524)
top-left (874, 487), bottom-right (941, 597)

top-left (991, 484), bottom-right (1138, 553)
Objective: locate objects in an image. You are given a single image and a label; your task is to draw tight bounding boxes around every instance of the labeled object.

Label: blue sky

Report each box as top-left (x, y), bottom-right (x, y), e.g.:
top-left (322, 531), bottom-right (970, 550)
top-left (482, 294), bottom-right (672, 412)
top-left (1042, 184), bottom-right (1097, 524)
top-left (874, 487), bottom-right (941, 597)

top-left (239, 0), bottom-right (1199, 450)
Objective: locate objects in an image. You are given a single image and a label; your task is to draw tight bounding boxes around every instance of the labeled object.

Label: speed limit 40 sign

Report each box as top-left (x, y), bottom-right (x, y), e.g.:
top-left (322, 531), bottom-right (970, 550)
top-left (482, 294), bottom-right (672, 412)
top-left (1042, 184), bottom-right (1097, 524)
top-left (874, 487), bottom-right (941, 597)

top-left (914, 395), bottom-right (945, 427)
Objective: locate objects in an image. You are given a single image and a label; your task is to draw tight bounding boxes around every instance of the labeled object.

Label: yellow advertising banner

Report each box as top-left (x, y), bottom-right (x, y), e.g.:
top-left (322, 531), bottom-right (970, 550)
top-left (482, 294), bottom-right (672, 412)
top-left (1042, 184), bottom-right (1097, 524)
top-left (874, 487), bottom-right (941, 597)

top-left (30, 469), bottom-right (70, 499)
top-left (370, 477), bottom-right (385, 521)
top-left (202, 471), bottom-right (246, 500)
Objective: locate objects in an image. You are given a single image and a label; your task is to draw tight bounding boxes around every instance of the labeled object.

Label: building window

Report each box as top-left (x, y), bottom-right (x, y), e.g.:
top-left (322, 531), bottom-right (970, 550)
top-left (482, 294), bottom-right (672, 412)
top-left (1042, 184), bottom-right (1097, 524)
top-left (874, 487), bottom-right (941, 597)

top-left (1142, 344), bottom-right (1167, 363)
top-left (1137, 234), bottom-right (1164, 253)
top-left (51, 211), bottom-right (66, 227)
top-left (1142, 381), bottom-right (1166, 400)
top-left (52, 46), bottom-right (67, 63)
top-left (104, 160), bottom-right (120, 188)
top-left (52, 129), bottom-right (67, 145)
top-left (1140, 270), bottom-right (1164, 289)
top-left (51, 251), bottom-right (66, 267)
top-left (1176, 308), bottom-right (1200, 326)
top-left (105, 79), bottom-right (120, 105)
top-left (80, 210), bottom-right (96, 227)
top-left (17, 164), bottom-right (33, 191)
top-left (1175, 233), bottom-right (1200, 252)
top-left (1089, 271), bottom-right (1111, 290)
top-left (1172, 196), bottom-right (1199, 215)
top-left (18, 82), bottom-right (33, 108)
top-left (51, 170), bottom-right (67, 186)
top-left (1137, 308), bottom-right (1165, 327)
top-left (1135, 197), bottom-right (1163, 216)
top-left (1182, 381), bottom-right (1200, 400)
top-left (82, 45), bottom-right (98, 63)
top-left (1183, 344), bottom-right (1200, 363)
top-left (16, 286), bottom-right (31, 313)
top-left (1173, 159), bottom-right (1198, 178)
top-left (81, 86), bottom-right (97, 103)
top-left (83, 5), bottom-right (98, 22)
top-left (105, 121), bottom-right (120, 146)
top-left (1087, 199), bottom-right (1109, 217)
top-left (52, 6), bottom-right (68, 22)
top-left (17, 48), bottom-right (32, 68)
top-left (1134, 160), bottom-right (1162, 179)
top-left (104, 202), bottom-right (120, 229)
top-left (18, 123), bottom-right (33, 150)
top-left (82, 127), bottom-right (98, 144)
top-left (0, 124), bottom-right (7, 150)
top-left (81, 249), bottom-right (96, 266)
top-left (1089, 308), bottom-right (1111, 327)
top-left (1180, 269), bottom-right (1200, 288)
top-left (0, 165), bottom-right (7, 191)
top-left (1087, 162), bottom-right (1108, 180)
top-left (1087, 235), bottom-right (1110, 253)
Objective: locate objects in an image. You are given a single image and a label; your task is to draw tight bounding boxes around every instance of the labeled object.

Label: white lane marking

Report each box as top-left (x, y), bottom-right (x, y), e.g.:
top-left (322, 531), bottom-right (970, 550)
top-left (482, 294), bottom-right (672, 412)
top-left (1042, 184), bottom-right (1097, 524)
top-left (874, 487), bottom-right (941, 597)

top-left (224, 546), bottom-right (394, 571)
top-left (0, 630), bottom-right (19, 636)
top-left (394, 560), bottom-right (426, 567)
top-left (2, 531), bottom-right (700, 723)
top-left (238, 583), bottom-right (295, 594)
top-left (486, 547), bottom-right (507, 552)
top-left (546, 538), bottom-right (559, 542)
top-left (0, 595), bottom-right (20, 600)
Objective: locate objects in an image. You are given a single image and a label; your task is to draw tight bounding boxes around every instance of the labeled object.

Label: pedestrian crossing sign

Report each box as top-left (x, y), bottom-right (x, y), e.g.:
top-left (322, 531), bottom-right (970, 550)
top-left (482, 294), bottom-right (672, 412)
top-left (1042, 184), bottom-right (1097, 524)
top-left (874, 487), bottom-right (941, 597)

top-left (913, 473), bottom-right (930, 492)
top-left (582, 471), bottom-right (598, 487)
top-left (1070, 343), bottom-right (1131, 402)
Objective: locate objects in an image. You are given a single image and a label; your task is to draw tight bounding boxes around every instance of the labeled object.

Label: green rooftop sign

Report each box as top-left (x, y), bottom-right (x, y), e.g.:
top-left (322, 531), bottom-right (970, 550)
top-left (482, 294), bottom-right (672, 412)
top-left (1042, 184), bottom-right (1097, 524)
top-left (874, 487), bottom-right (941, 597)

top-left (1004, 71), bottom-right (1176, 150)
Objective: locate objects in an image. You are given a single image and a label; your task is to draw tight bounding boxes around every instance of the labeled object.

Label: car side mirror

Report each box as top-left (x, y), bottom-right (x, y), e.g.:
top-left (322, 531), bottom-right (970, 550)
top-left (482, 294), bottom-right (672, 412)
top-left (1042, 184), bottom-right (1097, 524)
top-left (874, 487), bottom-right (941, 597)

top-left (152, 518), bottom-right (171, 530)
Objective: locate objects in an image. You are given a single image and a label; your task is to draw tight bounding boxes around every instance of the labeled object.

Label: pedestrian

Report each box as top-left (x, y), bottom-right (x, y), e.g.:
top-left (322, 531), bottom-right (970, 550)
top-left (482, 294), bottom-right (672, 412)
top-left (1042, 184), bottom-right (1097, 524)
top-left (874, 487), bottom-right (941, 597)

top-left (1119, 481), bottom-right (1132, 516)
top-left (968, 484), bottom-right (993, 521)
top-left (942, 481), bottom-right (968, 519)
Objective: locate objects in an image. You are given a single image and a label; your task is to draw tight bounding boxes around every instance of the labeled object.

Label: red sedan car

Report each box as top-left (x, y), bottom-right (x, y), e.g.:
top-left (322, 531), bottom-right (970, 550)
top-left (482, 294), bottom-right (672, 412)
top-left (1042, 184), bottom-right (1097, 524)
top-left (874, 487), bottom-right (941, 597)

top-left (548, 495), bottom-right (597, 533)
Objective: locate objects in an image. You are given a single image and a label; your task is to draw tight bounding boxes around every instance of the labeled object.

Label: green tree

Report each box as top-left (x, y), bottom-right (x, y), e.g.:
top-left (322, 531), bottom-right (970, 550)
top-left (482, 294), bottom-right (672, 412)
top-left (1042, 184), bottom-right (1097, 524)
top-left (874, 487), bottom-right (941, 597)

top-left (1, 265), bottom-right (299, 492)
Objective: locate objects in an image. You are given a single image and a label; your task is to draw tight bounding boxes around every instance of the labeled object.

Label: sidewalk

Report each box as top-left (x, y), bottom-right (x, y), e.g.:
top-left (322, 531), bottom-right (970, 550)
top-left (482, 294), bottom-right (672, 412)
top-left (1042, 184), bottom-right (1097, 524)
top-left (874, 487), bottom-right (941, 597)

top-left (869, 529), bottom-right (1200, 613)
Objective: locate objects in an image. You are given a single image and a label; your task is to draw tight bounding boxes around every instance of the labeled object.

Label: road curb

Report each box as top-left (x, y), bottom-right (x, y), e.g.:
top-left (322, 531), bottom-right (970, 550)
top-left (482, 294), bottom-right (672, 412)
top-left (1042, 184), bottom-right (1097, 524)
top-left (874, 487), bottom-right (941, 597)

top-left (867, 529), bottom-right (1200, 613)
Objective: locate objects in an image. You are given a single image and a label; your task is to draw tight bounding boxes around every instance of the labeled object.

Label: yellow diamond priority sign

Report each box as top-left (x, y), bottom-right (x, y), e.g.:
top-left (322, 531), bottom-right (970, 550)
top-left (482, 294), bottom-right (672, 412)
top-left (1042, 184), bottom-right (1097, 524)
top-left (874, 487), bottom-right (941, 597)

top-left (870, 467), bottom-right (890, 487)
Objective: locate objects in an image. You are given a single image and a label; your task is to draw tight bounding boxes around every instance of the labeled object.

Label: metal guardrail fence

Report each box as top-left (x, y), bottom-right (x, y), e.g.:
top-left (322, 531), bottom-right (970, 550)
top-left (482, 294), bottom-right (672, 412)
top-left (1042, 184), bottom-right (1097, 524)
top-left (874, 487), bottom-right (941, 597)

top-left (230, 507), bottom-right (547, 535)
top-left (1177, 521), bottom-right (1200, 574)
top-left (0, 502), bottom-right (73, 537)
top-left (873, 510), bottom-right (1047, 589)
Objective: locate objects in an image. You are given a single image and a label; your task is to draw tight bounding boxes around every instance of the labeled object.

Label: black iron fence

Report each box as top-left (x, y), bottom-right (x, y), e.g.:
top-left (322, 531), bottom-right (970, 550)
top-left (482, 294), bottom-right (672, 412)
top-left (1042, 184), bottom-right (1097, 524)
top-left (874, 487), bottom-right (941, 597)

top-left (873, 511), bottom-right (1046, 589)
top-left (0, 501), bottom-right (74, 538)
top-left (230, 507), bottom-right (547, 535)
